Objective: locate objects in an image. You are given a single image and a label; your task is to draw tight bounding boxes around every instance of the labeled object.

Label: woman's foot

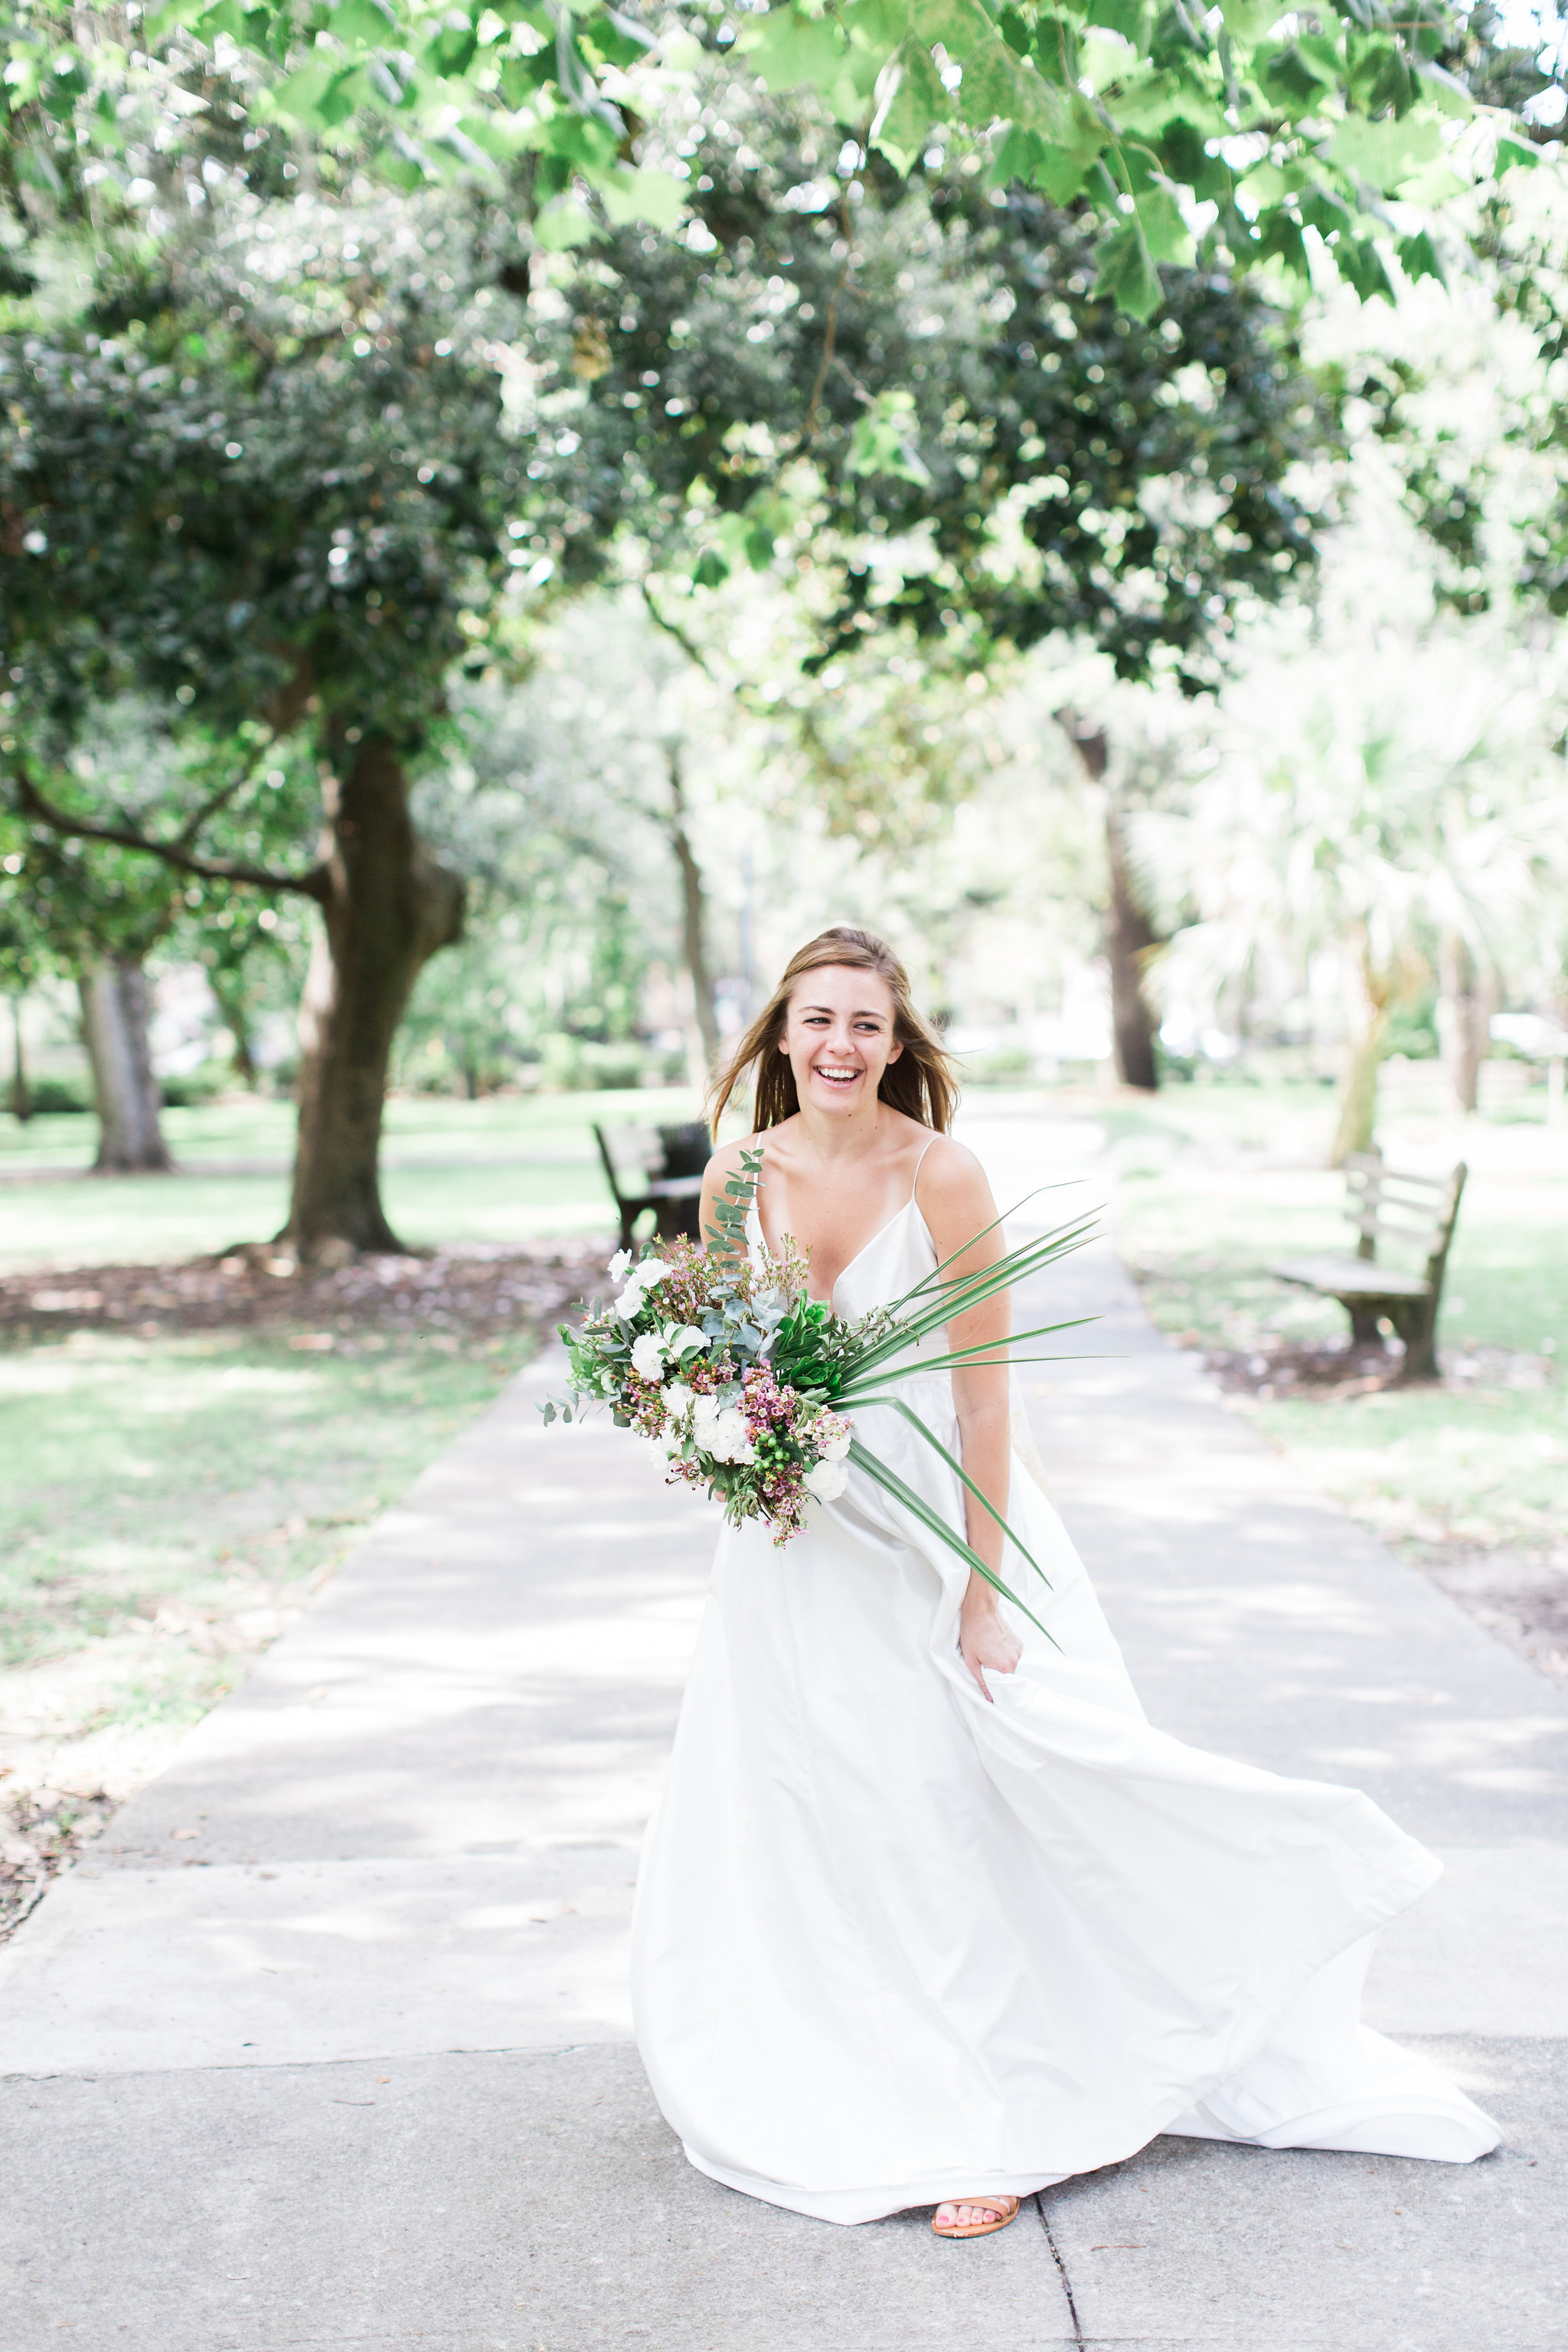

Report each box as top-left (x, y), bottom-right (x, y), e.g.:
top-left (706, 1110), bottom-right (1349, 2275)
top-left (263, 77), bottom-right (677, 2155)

top-left (931, 2194), bottom-right (1020, 2239)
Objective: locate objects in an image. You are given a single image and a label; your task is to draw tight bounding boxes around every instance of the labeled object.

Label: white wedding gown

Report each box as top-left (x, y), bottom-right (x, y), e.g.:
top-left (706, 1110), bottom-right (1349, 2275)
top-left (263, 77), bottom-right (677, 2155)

top-left (629, 1174), bottom-right (1498, 2224)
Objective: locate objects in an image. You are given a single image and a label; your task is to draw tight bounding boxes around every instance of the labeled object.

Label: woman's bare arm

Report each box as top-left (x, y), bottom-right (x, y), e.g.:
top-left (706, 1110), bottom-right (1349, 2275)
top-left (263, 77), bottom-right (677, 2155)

top-left (917, 1141), bottom-right (1022, 1702)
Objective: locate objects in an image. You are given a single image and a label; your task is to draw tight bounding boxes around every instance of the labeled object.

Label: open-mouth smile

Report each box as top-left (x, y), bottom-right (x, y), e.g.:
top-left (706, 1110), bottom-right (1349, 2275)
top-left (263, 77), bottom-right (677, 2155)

top-left (813, 1064), bottom-right (862, 1090)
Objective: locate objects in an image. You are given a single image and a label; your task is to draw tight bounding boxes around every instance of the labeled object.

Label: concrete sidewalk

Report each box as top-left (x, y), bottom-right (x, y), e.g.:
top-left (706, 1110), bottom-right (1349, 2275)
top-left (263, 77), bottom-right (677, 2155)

top-left (3, 1112), bottom-right (1565, 2351)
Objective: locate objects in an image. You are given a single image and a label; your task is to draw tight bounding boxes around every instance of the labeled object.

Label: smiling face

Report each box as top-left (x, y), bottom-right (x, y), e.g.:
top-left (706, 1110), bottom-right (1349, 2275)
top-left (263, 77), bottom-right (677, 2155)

top-left (780, 964), bottom-right (903, 1119)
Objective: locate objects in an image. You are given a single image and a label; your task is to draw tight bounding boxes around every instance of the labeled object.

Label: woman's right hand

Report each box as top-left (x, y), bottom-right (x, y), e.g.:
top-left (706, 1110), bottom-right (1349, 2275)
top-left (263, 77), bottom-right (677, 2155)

top-left (959, 1583), bottom-right (1022, 1703)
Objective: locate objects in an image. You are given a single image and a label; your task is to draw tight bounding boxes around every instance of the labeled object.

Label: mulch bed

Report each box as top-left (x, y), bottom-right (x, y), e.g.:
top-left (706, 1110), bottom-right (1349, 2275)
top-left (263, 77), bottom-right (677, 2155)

top-left (0, 1237), bottom-right (613, 1350)
top-left (1199, 1337), bottom-right (1413, 1400)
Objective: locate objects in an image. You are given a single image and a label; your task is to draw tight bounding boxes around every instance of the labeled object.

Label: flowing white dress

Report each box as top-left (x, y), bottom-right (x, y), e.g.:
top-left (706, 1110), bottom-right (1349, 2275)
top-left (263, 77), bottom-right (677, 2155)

top-left (629, 1172), bottom-right (1498, 2225)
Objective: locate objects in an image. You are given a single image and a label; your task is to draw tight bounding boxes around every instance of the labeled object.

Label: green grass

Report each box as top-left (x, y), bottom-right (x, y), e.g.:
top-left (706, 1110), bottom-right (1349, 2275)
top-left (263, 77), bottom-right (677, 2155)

top-left (0, 1325), bottom-right (536, 1772)
top-left (1104, 1080), bottom-right (1568, 1562)
top-left (0, 1086), bottom-right (701, 1272)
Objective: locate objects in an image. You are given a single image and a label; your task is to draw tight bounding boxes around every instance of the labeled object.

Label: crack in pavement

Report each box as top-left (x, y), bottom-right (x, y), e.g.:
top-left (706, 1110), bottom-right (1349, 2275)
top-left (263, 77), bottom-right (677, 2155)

top-left (1037, 2192), bottom-right (1086, 2350)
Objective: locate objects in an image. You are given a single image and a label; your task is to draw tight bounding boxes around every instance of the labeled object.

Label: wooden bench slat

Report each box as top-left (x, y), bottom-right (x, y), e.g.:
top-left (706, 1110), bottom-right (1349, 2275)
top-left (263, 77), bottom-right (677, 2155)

top-left (1272, 1254), bottom-right (1432, 1301)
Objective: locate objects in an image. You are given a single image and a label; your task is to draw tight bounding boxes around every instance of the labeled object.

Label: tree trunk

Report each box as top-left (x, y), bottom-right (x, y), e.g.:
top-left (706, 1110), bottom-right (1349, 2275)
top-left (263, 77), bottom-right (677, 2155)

top-left (1330, 1003), bottom-right (1387, 1165)
top-left (1059, 715), bottom-right (1160, 1091)
top-left (280, 737), bottom-right (464, 1263)
top-left (210, 965), bottom-right (260, 1087)
top-left (667, 746), bottom-right (720, 1081)
top-left (8, 995), bottom-right (30, 1122)
top-left (79, 957), bottom-right (172, 1171)
top-left (1436, 931), bottom-right (1494, 1116)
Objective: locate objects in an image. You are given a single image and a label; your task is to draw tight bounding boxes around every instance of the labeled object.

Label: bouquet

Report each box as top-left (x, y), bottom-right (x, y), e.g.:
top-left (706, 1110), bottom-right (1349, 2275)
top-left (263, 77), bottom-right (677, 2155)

top-left (544, 1148), bottom-right (1094, 1635)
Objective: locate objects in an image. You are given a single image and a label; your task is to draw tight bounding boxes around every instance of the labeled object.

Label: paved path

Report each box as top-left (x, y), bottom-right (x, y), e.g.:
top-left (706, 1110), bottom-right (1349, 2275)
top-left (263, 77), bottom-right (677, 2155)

top-left (3, 1112), bottom-right (1566, 2350)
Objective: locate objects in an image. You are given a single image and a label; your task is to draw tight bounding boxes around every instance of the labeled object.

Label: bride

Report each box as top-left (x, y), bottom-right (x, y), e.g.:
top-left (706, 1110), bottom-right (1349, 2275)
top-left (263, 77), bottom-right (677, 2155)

top-left (629, 923), bottom-right (1498, 2237)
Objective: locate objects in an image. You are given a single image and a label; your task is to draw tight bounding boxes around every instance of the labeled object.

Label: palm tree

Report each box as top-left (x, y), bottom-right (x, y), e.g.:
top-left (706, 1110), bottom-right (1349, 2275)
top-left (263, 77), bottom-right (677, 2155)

top-left (1135, 628), bottom-right (1568, 1159)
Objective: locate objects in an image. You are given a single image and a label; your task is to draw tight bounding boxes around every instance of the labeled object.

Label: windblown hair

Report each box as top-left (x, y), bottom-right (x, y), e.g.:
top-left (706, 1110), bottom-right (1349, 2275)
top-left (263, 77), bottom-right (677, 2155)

top-left (708, 926), bottom-right (959, 1137)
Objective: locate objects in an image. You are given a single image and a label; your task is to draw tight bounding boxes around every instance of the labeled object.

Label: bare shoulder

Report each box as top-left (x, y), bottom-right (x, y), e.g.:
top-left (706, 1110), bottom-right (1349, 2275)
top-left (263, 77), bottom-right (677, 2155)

top-left (913, 1133), bottom-right (996, 1224)
top-left (703, 1131), bottom-right (760, 1188)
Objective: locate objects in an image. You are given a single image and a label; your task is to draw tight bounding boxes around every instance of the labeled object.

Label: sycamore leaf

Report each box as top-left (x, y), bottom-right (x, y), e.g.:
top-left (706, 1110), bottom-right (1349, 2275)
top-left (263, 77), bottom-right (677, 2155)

top-left (871, 35), bottom-right (949, 162)
top-left (1329, 112), bottom-right (1443, 191)
top-left (327, 0), bottom-right (399, 48)
top-left (371, 137), bottom-right (428, 188)
top-left (913, 0), bottom-right (996, 64)
top-left (847, 389), bottom-right (933, 484)
top-left (1335, 232), bottom-right (1396, 302)
top-left (1397, 227), bottom-right (1445, 284)
top-left (264, 60), bottom-right (338, 127)
top-left (958, 32), bottom-right (1040, 126)
top-left (597, 165), bottom-right (686, 227)
top-left (737, 8), bottom-right (845, 94)
top-left (1132, 179), bottom-right (1192, 264)
top-left (533, 195), bottom-right (600, 249)
top-left (1031, 139), bottom-right (1096, 199)
top-left (1496, 129), bottom-right (1540, 174)
top-left (1094, 212), bottom-right (1161, 318)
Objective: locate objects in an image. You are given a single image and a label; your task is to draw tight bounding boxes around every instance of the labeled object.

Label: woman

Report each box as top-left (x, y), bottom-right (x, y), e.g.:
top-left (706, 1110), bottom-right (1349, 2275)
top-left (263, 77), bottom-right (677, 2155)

top-left (630, 925), bottom-right (1497, 2236)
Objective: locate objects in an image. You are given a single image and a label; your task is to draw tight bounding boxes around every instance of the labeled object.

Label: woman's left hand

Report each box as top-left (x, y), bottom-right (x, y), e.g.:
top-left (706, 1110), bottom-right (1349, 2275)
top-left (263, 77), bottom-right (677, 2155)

top-left (959, 1586), bottom-right (1022, 1703)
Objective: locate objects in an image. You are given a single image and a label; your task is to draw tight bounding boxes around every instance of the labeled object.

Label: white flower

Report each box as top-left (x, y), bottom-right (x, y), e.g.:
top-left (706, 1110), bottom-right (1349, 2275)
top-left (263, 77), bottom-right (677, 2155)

top-left (709, 1406), bottom-right (756, 1465)
top-left (662, 1380), bottom-right (694, 1420)
top-left (608, 1249), bottom-right (632, 1282)
top-left (638, 1259), bottom-right (671, 1290)
top-left (691, 1394), bottom-right (754, 1464)
top-left (817, 1417), bottom-right (852, 1462)
top-left (805, 1456), bottom-right (849, 1503)
top-left (691, 1393), bottom-right (723, 1451)
top-left (664, 1322), bottom-right (707, 1361)
top-left (631, 1331), bottom-right (668, 1380)
top-left (614, 1278), bottom-right (645, 1321)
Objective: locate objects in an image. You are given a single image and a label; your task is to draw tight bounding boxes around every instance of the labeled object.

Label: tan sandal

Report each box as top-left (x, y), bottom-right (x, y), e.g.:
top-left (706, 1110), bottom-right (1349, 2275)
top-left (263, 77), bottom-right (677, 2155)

top-left (932, 2194), bottom-right (1021, 2240)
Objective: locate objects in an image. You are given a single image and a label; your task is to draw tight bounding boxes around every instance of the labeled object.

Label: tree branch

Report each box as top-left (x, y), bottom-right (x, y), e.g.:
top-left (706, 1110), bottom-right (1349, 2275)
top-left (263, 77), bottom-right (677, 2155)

top-left (175, 738), bottom-right (271, 848)
top-left (640, 577), bottom-right (720, 682)
top-left (802, 158), bottom-right (863, 450)
top-left (8, 760), bottom-right (329, 902)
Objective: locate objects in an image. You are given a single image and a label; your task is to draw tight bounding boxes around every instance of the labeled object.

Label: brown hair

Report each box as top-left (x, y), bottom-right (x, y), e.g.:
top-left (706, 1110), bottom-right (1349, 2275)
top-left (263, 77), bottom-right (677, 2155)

top-left (708, 926), bottom-right (959, 1136)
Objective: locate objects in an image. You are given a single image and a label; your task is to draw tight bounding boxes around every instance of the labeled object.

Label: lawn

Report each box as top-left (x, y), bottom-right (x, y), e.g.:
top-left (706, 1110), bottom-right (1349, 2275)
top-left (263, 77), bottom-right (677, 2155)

top-left (0, 1085), bottom-right (701, 1272)
top-left (1102, 1079), bottom-right (1567, 1573)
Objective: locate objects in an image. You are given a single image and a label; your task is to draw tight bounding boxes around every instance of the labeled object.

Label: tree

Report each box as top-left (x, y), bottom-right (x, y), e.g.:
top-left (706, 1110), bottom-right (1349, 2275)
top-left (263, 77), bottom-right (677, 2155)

top-left (0, 819), bottom-right (52, 1122)
top-left (0, 702), bottom-right (227, 1167)
top-left (509, 114), bottom-right (1336, 690)
top-left (1, 189), bottom-right (524, 1253)
top-left (1135, 617), bottom-right (1568, 1157)
top-left (3, 0), bottom-right (1550, 318)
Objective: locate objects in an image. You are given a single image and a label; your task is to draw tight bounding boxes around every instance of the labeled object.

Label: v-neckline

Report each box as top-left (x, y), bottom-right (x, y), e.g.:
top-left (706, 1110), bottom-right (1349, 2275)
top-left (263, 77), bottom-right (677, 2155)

top-left (753, 1194), bottom-right (916, 1312)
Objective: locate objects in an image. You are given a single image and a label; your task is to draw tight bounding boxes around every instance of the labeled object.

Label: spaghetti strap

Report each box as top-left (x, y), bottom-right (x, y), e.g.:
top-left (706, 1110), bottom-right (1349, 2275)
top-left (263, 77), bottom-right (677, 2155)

top-left (912, 1133), bottom-right (940, 1204)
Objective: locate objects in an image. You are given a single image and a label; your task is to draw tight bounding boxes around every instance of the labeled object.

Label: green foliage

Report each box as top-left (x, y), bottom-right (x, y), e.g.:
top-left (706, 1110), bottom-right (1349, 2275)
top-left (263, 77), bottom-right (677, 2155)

top-left (704, 1142), bottom-right (765, 1257)
top-left (511, 111), bottom-right (1334, 691)
top-left (0, 0), bottom-right (1553, 315)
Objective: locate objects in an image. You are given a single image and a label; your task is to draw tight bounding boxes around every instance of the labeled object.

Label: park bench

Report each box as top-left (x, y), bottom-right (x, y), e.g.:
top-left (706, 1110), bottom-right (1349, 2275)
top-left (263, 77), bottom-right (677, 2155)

top-left (593, 1120), bottom-right (710, 1253)
top-left (1270, 1148), bottom-right (1468, 1381)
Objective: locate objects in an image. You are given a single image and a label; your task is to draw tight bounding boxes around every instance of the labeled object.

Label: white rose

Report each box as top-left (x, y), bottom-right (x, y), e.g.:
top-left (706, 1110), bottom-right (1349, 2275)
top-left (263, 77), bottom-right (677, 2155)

top-left (608, 1249), bottom-right (632, 1282)
top-left (710, 1406), bottom-right (756, 1465)
top-left (664, 1323), bottom-right (707, 1361)
top-left (818, 1418), bottom-right (852, 1462)
top-left (805, 1456), bottom-right (849, 1503)
top-left (691, 1393), bottom-right (721, 1449)
top-left (662, 1380), bottom-right (694, 1419)
top-left (631, 1331), bottom-right (668, 1380)
top-left (638, 1259), bottom-right (671, 1290)
top-left (614, 1278), bottom-right (645, 1320)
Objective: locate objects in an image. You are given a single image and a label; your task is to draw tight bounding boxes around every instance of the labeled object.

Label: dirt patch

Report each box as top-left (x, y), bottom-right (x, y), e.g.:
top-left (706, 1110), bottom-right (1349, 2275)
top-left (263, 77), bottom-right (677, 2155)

top-left (0, 1236), bottom-right (612, 1351)
top-left (1, 1785), bottom-right (117, 1944)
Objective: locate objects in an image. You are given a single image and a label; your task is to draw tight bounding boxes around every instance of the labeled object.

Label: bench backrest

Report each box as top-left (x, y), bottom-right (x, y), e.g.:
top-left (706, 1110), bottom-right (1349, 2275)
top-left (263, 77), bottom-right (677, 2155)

top-left (1342, 1149), bottom-right (1468, 1282)
top-left (657, 1121), bottom-right (713, 1181)
top-left (593, 1122), bottom-right (660, 1207)
top-left (593, 1120), bottom-right (712, 1208)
